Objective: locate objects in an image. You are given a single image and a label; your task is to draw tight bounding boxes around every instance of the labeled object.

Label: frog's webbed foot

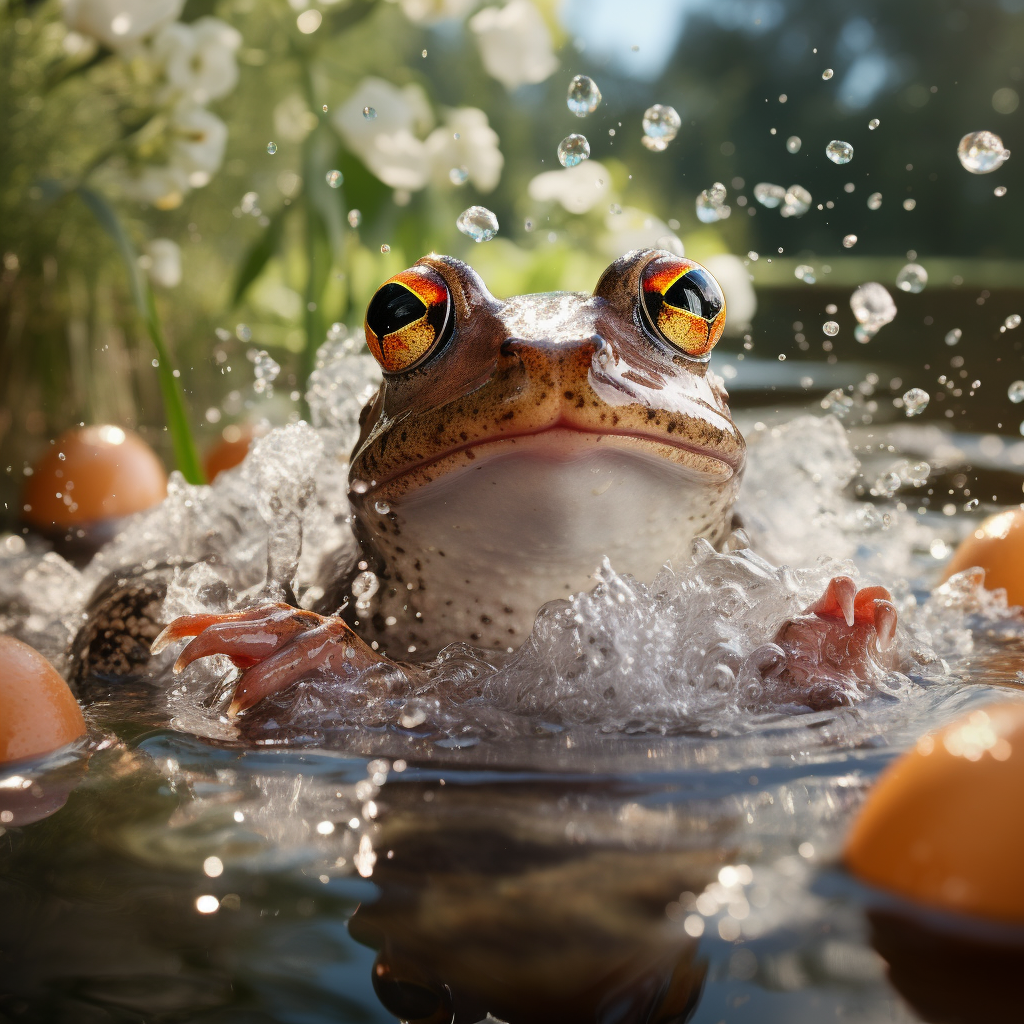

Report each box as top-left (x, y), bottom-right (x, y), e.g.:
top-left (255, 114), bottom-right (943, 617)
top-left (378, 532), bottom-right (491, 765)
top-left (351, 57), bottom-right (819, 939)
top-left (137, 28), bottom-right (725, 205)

top-left (770, 576), bottom-right (899, 709)
top-left (151, 604), bottom-right (396, 715)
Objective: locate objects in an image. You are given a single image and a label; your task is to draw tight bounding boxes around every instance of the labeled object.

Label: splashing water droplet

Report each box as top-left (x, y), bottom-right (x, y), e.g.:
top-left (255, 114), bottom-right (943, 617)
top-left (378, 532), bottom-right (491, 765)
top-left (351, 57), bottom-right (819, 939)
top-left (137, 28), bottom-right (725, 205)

top-left (1007, 314), bottom-right (1022, 330)
top-left (322, 104), bottom-right (328, 113)
top-left (456, 205), bottom-right (499, 242)
top-left (867, 191), bottom-right (883, 210)
top-left (903, 388), bottom-right (930, 416)
top-left (347, 209), bottom-right (361, 228)
top-left (850, 282), bottom-right (897, 339)
top-left (780, 184), bottom-right (812, 218)
top-left (994, 185), bottom-right (1008, 197)
top-left (567, 74), bottom-right (602, 116)
top-left (753, 182), bottom-right (786, 208)
top-left (868, 118), bottom-right (880, 130)
top-left (786, 135), bottom-right (801, 153)
top-left (448, 166), bottom-right (469, 185)
top-left (374, 500), bottom-right (390, 515)
top-left (640, 134), bottom-right (668, 152)
top-left (794, 264), bottom-right (816, 284)
top-left (557, 133), bottom-right (590, 167)
top-left (822, 68), bottom-right (834, 80)
top-left (822, 320), bottom-right (839, 337)
top-left (1009, 381), bottom-right (1024, 403)
top-left (695, 182), bottom-right (730, 223)
top-left (266, 141), bottom-right (277, 155)
top-left (842, 234), bottom-right (858, 248)
top-left (326, 169), bottom-right (343, 188)
top-left (362, 106), bottom-right (376, 120)
top-left (826, 140), bottom-right (854, 165)
top-left (642, 104), bottom-right (681, 143)
top-left (896, 263), bottom-right (928, 293)
top-left (945, 328), bottom-right (962, 346)
top-left (958, 131), bottom-right (1010, 173)
top-left (902, 198), bottom-right (917, 211)
top-left (380, 243), bottom-right (390, 254)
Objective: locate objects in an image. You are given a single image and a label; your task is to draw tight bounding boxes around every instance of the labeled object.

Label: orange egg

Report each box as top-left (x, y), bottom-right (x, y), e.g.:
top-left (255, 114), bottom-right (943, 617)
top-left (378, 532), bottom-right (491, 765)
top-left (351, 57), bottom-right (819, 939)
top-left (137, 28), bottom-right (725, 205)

top-left (203, 424), bottom-right (258, 482)
top-left (941, 508), bottom-right (1024, 606)
top-left (844, 701), bottom-right (1024, 923)
top-left (22, 425), bottom-right (167, 530)
top-left (0, 635), bottom-right (86, 764)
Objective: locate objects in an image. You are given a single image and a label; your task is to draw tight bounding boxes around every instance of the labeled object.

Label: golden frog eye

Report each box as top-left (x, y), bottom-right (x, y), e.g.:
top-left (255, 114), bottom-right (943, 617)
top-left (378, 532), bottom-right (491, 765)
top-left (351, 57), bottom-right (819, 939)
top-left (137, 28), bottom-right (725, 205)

top-left (364, 267), bottom-right (452, 373)
top-left (640, 255), bottom-right (726, 358)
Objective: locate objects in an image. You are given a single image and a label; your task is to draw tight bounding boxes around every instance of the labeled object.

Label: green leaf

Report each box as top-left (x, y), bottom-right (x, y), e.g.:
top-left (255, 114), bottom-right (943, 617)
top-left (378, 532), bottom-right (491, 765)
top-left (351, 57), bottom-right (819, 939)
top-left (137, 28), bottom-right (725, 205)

top-left (231, 205), bottom-right (287, 307)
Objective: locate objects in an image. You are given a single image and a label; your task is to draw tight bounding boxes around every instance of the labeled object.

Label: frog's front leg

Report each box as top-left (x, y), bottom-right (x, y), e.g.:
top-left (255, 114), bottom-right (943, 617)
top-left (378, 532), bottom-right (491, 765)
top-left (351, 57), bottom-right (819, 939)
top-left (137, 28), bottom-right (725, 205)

top-left (770, 575), bottom-right (900, 708)
top-left (151, 604), bottom-right (399, 714)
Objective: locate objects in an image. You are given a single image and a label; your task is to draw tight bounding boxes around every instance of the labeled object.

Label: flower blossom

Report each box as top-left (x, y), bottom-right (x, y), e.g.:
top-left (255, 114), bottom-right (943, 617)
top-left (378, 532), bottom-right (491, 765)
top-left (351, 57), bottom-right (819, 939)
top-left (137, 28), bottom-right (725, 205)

top-left (469, 0), bottom-right (558, 90)
top-left (426, 108), bottom-right (503, 192)
top-left (140, 238), bottom-right (182, 288)
top-left (153, 17), bottom-right (242, 105)
top-left (169, 105), bottom-right (229, 187)
top-left (601, 207), bottom-right (683, 259)
top-left (528, 161), bottom-right (610, 214)
top-left (388, 0), bottom-right (479, 23)
top-left (62, 0), bottom-right (184, 50)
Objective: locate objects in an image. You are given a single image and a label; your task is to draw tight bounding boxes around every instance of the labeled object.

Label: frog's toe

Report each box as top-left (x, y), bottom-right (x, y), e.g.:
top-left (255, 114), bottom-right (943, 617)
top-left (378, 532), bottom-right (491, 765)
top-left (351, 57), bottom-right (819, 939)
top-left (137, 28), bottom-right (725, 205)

top-left (805, 578), bottom-right (897, 650)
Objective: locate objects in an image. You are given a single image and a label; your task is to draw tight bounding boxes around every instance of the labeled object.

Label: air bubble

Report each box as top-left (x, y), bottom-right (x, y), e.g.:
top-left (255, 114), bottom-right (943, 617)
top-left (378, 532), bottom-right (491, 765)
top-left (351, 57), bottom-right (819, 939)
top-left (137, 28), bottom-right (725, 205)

top-left (374, 500), bottom-right (390, 515)
top-left (822, 68), bottom-right (834, 80)
top-left (896, 263), bottom-right (927, 293)
top-left (325, 169), bottom-right (343, 188)
top-left (567, 74), bottom-right (601, 116)
top-left (557, 133), bottom-right (590, 167)
top-left (266, 142), bottom-right (277, 155)
top-left (902, 388), bottom-right (930, 416)
top-left (826, 140), bottom-right (854, 165)
top-left (456, 205), bottom-right (499, 242)
top-left (822, 320), bottom-right (839, 337)
top-left (786, 135), bottom-right (801, 153)
top-left (642, 104), bottom-right (681, 143)
top-left (957, 130), bottom-right (1009, 173)
top-left (696, 182), bottom-right (729, 223)
top-left (1008, 381), bottom-right (1024, 403)
top-left (362, 106), bottom-right (376, 120)
top-left (380, 244), bottom-right (390, 253)
top-left (850, 282), bottom-right (897, 341)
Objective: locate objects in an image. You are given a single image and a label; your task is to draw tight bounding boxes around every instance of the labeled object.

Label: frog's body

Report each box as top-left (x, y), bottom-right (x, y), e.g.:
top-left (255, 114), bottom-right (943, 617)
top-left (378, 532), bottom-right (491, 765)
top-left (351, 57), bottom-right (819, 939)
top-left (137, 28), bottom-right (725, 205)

top-left (151, 251), bottom-right (898, 714)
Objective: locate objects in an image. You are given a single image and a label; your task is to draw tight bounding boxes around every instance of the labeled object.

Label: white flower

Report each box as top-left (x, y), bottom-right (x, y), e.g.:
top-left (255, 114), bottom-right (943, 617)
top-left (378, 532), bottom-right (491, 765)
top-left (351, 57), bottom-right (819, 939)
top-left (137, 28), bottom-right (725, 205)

top-left (62, 0), bottom-right (184, 50)
top-left (528, 161), bottom-right (610, 214)
top-left (153, 17), bottom-right (241, 104)
top-left (273, 94), bottom-right (320, 144)
top-left (140, 238), bottom-right (182, 288)
top-left (601, 207), bottom-right (683, 259)
top-left (389, 0), bottom-right (479, 23)
top-left (334, 78), bottom-right (434, 191)
top-left (702, 254), bottom-right (756, 334)
top-left (469, 0), bottom-right (558, 91)
top-left (104, 162), bottom-right (189, 209)
top-left (170, 105), bottom-right (228, 185)
top-left (426, 108), bottom-right (503, 192)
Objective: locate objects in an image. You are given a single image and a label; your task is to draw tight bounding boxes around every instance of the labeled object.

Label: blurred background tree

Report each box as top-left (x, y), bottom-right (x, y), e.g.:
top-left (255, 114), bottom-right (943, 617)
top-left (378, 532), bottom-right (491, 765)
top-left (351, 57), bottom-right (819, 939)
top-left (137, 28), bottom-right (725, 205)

top-left (2, 0), bottom-right (1023, 526)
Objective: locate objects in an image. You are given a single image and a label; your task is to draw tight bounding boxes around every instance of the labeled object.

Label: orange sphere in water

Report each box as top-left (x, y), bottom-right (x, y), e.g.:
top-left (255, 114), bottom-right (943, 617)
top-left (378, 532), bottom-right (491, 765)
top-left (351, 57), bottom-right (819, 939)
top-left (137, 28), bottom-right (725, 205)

top-left (941, 508), bottom-right (1024, 606)
top-left (0, 635), bottom-right (86, 764)
top-left (844, 702), bottom-right (1024, 923)
top-left (203, 424), bottom-right (256, 482)
top-left (22, 425), bottom-right (167, 530)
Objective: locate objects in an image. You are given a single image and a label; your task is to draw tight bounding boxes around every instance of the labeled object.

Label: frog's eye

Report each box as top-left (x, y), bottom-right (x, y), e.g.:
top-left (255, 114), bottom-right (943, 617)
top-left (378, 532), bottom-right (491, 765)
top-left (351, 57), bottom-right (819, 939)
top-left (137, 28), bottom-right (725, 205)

top-left (640, 255), bottom-right (726, 359)
top-left (364, 267), bottom-right (452, 373)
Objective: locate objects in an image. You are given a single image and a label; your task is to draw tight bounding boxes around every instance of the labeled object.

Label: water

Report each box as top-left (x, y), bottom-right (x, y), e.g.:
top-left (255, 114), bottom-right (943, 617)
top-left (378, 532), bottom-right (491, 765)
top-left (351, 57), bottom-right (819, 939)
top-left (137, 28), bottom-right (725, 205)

top-left (957, 130), bottom-right (1009, 173)
top-left (642, 103), bottom-right (681, 142)
top-left (362, 105), bottom-right (376, 120)
top-left (1007, 381), bottom-right (1024, 404)
top-left (456, 205), bottom-right (499, 242)
top-left (786, 135), bottom-right (801, 154)
top-left (896, 264), bottom-right (928, 294)
top-left (556, 133), bottom-right (590, 167)
top-left (326, 169), bottom-right (343, 188)
top-left (869, 118), bottom-right (880, 130)
top-left (822, 320), bottom-right (839, 337)
top-left (794, 264), bottom-right (815, 284)
top-left (945, 328), bottom-right (962, 346)
top-left (902, 388), bottom-right (930, 416)
top-left (822, 68), bottom-right (834, 79)
top-left (448, 166), bottom-right (469, 185)
top-left (994, 185), bottom-right (1008, 197)
top-left (826, 140), bottom-right (854, 165)
top-left (347, 209), bottom-right (362, 227)
top-left (380, 243), bottom-right (390, 253)
top-left (780, 184), bottom-right (812, 218)
top-left (566, 74), bottom-right (601, 116)
top-left (754, 182), bottom-right (785, 209)
top-left (843, 234), bottom-right (858, 249)
top-left (867, 191), bottom-right (883, 210)
top-left (1006, 314), bottom-right (1022, 330)
top-left (266, 141), bottom-right (277, 154)
top-left (850, 282), bottom-right (897, 341)
top-left (696, 182), bottom-right (730, 223)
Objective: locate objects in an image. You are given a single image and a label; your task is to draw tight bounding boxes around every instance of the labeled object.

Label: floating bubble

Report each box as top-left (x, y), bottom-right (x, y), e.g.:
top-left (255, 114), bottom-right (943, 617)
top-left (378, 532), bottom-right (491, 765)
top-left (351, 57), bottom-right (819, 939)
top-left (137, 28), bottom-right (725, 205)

top-left (995, 185), bottom-right (1007, 197)
top-left (826, 140), bottom-right (854, 165)
top-left (753, 182), bottom-right (785, 208)
top-left (374, 500), bottom-right (390, 515)
top-left (842, 234), bottom-right (858, 248)
top-left (456, 205), bottom-right (499, 242)
top-left (786, 135), bottom-right (802, 153)
top-left (1009, 381), bottom-right (1024, 403)
top-left (567, 74), bottom-right (601, 116)
top-left (266, 142), bottom-right (277, 155)
top-left (642, 104), bottom-right (681, 143)
top-left (1006, 314), bottom-right (1022, 330)
top-left (902, 388), bottom-right (930, 416)
top-left (780, 184), bottom-right (812, 218)
top-left (695, 182), bottom-right (730, 223)
top-left (362, 106), bottom-right (377, 120)
top-left (945, 328), bottom-right (961, 346)
top-left (448, 166), bottom-right (469, 185)
top-left (867, 191), bottom-right (883, 210)
top-left (794, 264), bottom-right (816, 284)
top-left (903, 198), bottom-right (917, 211)
top-left (868, 118), bottom-right (880, 130)
top-left (896, 263), bottom-right (928, 293)
top-left (822, 68), bottom-right (834, 80)
top-left (822, 320), bottom-right (839, 337)
top-left (325, 169), bottom-right (343, 188)
top-left (957, 130), bottom-right (1010, 173)
top-left (557, 133), bottom-right (590, 167)
top-left (850, 282), bottom-right (897, 338)
top-left (347, 209), bottom-right (361, 228)
top-left (380, 243), bottom-right (390, 253)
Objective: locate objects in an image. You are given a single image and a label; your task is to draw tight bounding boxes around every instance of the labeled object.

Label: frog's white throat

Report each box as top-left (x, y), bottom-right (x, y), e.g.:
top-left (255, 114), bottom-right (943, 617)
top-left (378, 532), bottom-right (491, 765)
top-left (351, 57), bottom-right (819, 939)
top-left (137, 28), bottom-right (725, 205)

top-left (358, 432), bottom-right (740, 658)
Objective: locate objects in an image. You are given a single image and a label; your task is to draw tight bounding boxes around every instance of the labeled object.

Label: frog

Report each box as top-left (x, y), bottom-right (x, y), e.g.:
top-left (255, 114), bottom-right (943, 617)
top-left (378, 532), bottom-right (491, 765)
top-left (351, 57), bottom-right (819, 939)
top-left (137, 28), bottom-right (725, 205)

top-left (151, 249), bottom-right (899, 714)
